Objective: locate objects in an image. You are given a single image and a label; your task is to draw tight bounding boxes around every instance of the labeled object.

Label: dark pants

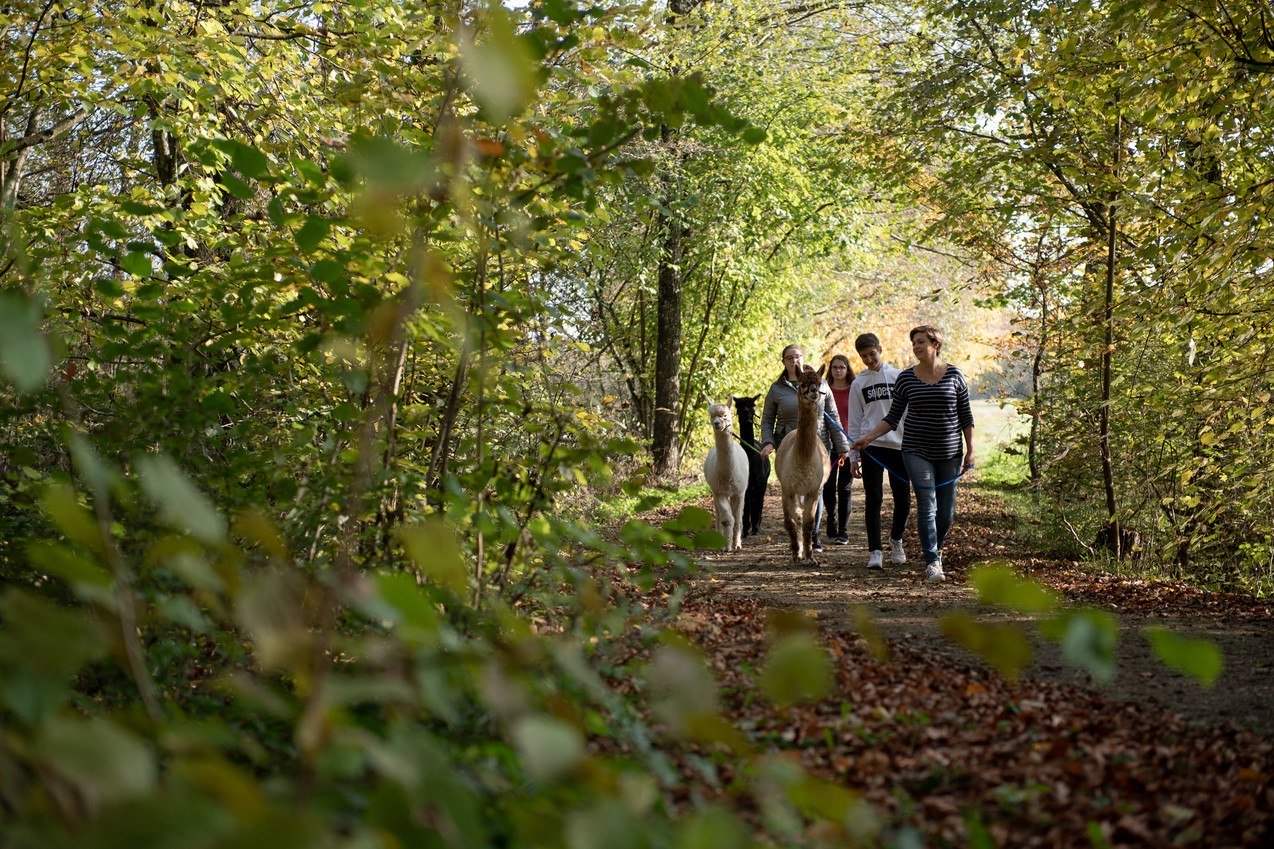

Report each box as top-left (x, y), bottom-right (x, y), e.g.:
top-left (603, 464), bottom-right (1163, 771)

top-left (822, 459), bottom-right (852, 537)
top-left (861, 446), bottom-right (911, 551)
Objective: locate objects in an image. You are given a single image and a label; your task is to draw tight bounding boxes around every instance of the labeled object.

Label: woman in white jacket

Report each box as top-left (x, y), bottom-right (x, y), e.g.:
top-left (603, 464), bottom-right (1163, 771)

top-left (847, 333), bottom-right (911, 570)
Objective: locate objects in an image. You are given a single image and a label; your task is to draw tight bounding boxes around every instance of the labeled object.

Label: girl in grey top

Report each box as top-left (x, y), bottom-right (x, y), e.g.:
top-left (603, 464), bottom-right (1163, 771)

top-left (759, 345), bottom-right (851, 458)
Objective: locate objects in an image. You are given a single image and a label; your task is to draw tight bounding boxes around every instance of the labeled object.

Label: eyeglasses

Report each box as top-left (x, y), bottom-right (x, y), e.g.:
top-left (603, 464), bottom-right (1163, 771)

top-left (783, 354), bottom-right (803, 361)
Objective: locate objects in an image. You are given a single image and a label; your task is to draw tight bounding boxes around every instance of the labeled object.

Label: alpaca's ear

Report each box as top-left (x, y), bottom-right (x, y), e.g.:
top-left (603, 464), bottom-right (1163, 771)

top-left (817, 363), bottom-right (826, 379)
top-left (751, 394), bottom-right (761, 402)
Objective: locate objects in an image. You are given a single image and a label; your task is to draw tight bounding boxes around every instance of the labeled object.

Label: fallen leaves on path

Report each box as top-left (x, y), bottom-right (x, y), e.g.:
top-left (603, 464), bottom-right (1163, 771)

top-left (672, 588), bottom-right (1274, 847)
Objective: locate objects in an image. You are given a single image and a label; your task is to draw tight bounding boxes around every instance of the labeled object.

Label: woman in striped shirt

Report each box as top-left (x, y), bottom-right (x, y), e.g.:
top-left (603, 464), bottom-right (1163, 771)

top-left (851, 325), bottom-right (975, 583)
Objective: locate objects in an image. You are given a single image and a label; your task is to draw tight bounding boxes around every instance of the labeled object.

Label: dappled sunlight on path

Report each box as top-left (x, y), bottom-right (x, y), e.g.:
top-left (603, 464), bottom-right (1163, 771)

top-left (694, 481), bottom-right (1274, 737)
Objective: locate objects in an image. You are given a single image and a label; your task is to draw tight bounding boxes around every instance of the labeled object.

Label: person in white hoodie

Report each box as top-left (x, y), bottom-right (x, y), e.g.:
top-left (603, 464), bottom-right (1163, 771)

top-left (847, 333), bottom-right (911, 570)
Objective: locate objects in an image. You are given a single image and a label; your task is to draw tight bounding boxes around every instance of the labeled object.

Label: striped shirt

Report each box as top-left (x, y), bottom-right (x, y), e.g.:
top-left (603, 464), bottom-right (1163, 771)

top-left (883, 365), bottom-right (975, 462)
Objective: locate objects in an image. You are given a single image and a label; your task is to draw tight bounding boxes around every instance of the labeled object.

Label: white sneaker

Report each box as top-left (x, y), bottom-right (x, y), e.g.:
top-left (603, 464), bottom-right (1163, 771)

top-left (924, 559), bottom-right (945, 583)
top-left (890, 539), bottom-right (906, 564)
top-left (866, 549), bottom-right (884, 570)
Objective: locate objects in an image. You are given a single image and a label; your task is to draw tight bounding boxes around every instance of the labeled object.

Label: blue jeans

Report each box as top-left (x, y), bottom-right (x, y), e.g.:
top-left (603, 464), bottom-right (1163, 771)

top-left (902, 452), bottom-right (962, 565)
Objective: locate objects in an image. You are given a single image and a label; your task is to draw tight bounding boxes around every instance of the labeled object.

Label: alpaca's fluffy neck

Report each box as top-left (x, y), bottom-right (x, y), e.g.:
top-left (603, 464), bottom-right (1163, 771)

top-left (737, 409), bottom-right (756, 445)
top-left (713, 427), bottom-right (735, 454)
top-left (795, 391), bottom-right (819, 454)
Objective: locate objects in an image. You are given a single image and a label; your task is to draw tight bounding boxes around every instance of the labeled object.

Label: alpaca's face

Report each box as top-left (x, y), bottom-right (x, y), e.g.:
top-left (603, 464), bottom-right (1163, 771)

top-left (709, 403), bottom-right (733, 433)
top-left (796, 367), bottom-right (822, 406)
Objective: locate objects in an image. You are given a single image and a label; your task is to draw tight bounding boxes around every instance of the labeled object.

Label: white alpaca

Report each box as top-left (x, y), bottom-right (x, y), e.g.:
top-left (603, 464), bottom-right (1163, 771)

top-left (703, 402), bottom-right (749, 552)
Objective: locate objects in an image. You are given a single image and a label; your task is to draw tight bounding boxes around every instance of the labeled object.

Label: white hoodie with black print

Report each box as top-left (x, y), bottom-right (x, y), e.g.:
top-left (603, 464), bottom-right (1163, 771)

top-left (848, 363), bottom-right (905, 462)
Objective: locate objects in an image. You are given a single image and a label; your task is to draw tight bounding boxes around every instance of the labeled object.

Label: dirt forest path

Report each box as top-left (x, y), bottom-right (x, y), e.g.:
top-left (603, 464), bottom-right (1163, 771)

top-left (696, 479), bottom-right (1274, 737)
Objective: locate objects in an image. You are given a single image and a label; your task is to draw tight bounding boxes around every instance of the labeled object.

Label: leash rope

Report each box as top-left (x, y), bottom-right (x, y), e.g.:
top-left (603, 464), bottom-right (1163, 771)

top-left (822, 409), bottom-right (971, 490)
top-left (858, 447), bottom-right (970, 490)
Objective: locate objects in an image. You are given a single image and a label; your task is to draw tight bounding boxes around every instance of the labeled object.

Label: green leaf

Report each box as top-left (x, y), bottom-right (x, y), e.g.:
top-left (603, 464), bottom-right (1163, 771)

top-left (93, 277), bottom-right (126, 298)
top-left (968, 563), bottom-right (1060, 613)
top-left (0, 292), bottom-right (51, 393)
top-left (787, 774), bottom-right (857, 822)
top-left (215, 139), bottom-right (270, 179)
top-left (235, 568), bottom-right (308, 670)
top-left (1144, 626), bottom-right (1223, 688)
top-left (0, 589), bottom-right (106, 720)
top-left (27, 541), bottom-right (111, 591)
top-left (373, 572), bottom-right (440, 638)
top-left (540, 0), bottom-right (579, 26)
top-left (511, 715), bottom-right (585, 783)
top-left (39, 483), bottom-right (103, 553)
top-left (965, 810), bottom-right (996, 849)
top-left (566, 801), bottom-right (644, 849)
top-left (220, 172), bottom-right (254, 199)
top-left (459, 5), bottom-right (538, 121)
top-left (119, 200), bottom-right (165, 215)
top-left (69, 433), bottom-right (118, 498)
top-left (311, 259), bottom-right (345, 284)
top-left (663, 505), bottom-right (714, 533)
top-left (694, 530), bottom-right (727, 550)
top-left (346, 136), bottom-right (434, 191)
top-left (1041, 608), bottom-right (1118, 683)
top-left (760, 634), bottom-right (832, 706)
top-left (156, 595), bottom-right (211, 633)
top-left (136, 454), bottom-right (227, 545)
top-left (1086, 820), bottom-right (1113, 848)
top-left (648, 643), bottom-right (719, 735)
top-left (294, 216), bottom-right (329, 253)
top-left (397, 521), bottom-right (468, 595)
top-left (677, 808), bottom-right (750, 849)
top-left (939, 612), bottom-right (1033, 680)
top-left (38, 717), bottom-right (157, 810)
top-left (120, 251), bottom-right (152, 277)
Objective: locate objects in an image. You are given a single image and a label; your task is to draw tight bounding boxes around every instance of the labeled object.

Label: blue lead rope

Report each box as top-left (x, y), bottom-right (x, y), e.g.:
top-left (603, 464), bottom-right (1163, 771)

top-left (822, 409), bottom-right (970, 491)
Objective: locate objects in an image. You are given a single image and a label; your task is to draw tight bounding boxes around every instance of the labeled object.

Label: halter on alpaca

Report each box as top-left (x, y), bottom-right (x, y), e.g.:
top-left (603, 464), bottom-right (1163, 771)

top-left (775, 365), bottom-right (830, 565)
top-left (703, 402), bottom-right (749, 551)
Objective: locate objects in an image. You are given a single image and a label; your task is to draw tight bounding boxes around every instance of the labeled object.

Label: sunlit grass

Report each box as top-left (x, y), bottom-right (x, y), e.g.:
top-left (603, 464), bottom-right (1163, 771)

top-left (591, 482), bottom-right (711, 525)
top-left (970, 399), bottom-right (1030, 488)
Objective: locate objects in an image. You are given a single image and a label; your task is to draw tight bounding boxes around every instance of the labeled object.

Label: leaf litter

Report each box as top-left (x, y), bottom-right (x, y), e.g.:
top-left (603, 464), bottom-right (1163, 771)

top-left (639, 483), bottom-right (1274, 846)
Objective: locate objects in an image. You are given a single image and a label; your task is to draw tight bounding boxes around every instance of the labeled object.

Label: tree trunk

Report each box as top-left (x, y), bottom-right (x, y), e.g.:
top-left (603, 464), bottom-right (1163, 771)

top-left (1099, 106), bottom-right (1122, 557)
top-left (651, 154), bottom-right (683, 478)
top-left (649, 0), bottom-right (701, 478)
top-left (1028, 271), bottom-right (1047, 484)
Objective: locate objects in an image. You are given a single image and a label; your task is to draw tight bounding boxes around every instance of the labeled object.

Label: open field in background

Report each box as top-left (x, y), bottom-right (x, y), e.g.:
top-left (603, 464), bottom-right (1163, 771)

top-left (971, 399), bottom-right (1029, 455)
top-left (970, 399), bottom-right (1030, 487)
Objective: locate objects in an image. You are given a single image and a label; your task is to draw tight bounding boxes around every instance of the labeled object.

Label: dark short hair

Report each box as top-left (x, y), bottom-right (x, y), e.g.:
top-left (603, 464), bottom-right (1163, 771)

top-left (854, 333), bottom-right (881, 352)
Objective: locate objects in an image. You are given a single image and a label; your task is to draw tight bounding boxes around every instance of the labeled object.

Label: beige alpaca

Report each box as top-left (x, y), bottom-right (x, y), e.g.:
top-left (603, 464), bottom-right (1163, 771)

top-left (703, 402), bottom-right (749, 551)
top-left (775, 365), bottom-right (830, 565)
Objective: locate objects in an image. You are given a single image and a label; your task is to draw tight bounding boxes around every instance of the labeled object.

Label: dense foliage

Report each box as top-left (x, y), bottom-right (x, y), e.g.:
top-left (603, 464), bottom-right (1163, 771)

top-left (0, 1), bottom-right (925, 846)
top-left (2, 0), bottom-right (1271, 846)
top-left (863, 0), bottom-right (1274, 588)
